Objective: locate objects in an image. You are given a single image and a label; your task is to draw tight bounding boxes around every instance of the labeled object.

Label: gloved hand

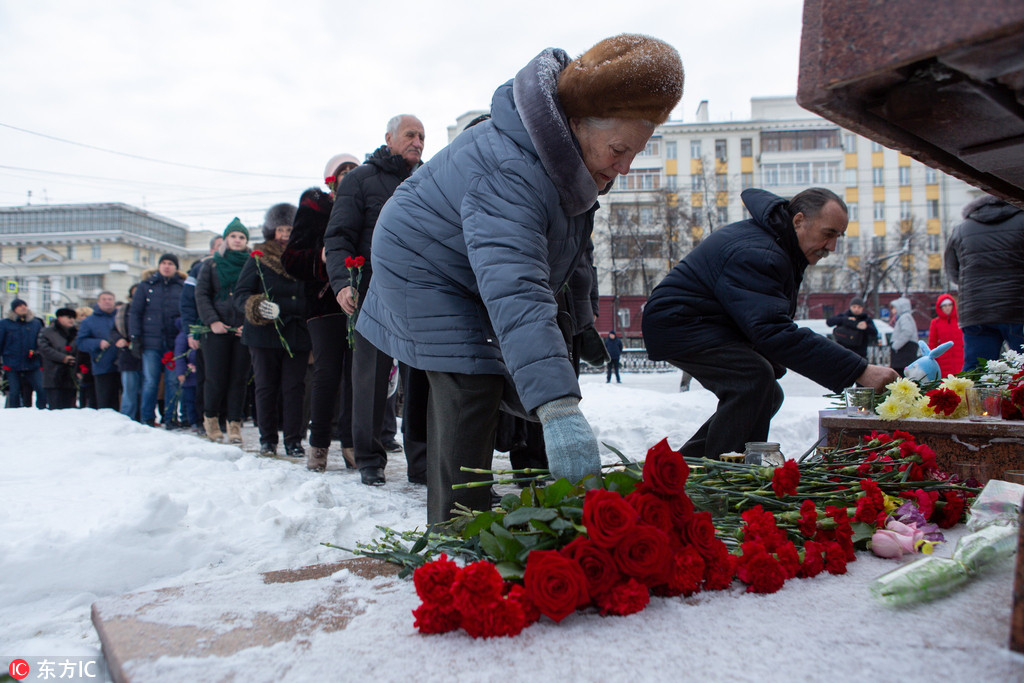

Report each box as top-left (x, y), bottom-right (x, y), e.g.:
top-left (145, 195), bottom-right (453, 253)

top-left (535, 396), bottom-right (602, 484)
top-left (129, 337), bottom-right (143, 360)
top-left (577, 326), bottom-right (610, 367)
top-left (258, 300), bottom-right (280, 321)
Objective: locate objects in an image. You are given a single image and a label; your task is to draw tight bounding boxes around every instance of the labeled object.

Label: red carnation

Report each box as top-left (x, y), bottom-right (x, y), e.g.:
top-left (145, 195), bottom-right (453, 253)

top-left (250, 250), bottom-right (264, 259)
top-left (613, 524), bottom-right (673, 586)
top-left (450, 561), bottom-right (503, 614)
top-left (926, 387), bottom-right (960, 416)
top-left (701, 541), bottom-right (737, 591)
top-left (560, 537), bottom-right (621, 599)
top-left (736, 541), bottom-right (787, 594)
top-left (78, 364), bottom-right (89, 374)
top-left (625, 490), bottom-right (673, 533)
top-left (936, 490), bottom-right (967, 529)
top-left (523, 550), bottom-right (588, 623)
top-left (413, 554), bottom-right (460, 605)
top-left (823, 541), bottom-right (848, 575)
top-left (775, 541), bottom-right (801, 579)
top-left (1, 365), bottom-right (10, 371)
top-left (798, 500), bottom-right (818, 538)
top-left (64, 345), bottom-right (72, 352)
top-left (741, 505), bottom-right (787, 554)
top-left (654, 546), bottom-right (705, 597)
top-left (459, 596), bottom-right (526, 638)
top-left (595, 578), bottom-right (650, 616)
top-left (412, 602), bottom-right (460, 634)
top-left (770, 460), bottom-right (800, 498)
top-left (344, 256), bottom-right (356, 268)
top-left (854, 478), bottom-right (886, 524)
top-left (582, 489), bottom-right (637, 548)
top-left (642, 438), bottom-right (688, 495)
top-left (798, 540), bottom-right (825, 578)
top-left (505, 584), bottom-right (541, 626)
top-left (353, 255), bottom-right (366, 268)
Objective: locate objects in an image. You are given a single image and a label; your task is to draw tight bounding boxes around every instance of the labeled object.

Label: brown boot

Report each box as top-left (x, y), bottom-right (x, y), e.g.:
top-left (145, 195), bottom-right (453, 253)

top-left (341, 447), bottom-right (356, 470)
top-left (307, 446), bottom-right (328, 472)
top-left (226, 421), bottom-right (243, 444)
top-left (203, 416), bottom-right (223, 442)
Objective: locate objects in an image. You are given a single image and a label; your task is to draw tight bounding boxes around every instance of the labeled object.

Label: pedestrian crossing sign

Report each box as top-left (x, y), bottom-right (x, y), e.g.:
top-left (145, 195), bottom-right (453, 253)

top-left (5, 280), bottom-right (16, 293)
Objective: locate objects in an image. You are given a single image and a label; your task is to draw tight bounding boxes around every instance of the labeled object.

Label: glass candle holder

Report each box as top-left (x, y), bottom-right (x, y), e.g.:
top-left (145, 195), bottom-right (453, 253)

top-left (967, 387), bottom-right (1004, 422)
top-left (844, 386), bottom-right (875, 417)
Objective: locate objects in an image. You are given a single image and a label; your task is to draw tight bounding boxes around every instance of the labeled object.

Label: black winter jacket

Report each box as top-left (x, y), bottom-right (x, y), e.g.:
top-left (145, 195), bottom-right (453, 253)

top-left (323, 145), bottom-right (414, 300)
top-left (642, 188), bottom-right (866, 393)
top-left (131, 269), bottom-right (185, 352)
top-left (37, 321), bottom-right (77, 389)
top-left (826, 308), bottom-right (877, 358)
top-left (281, 187), bottom-right (343, 320)
top-left (234, 239), bottom-right (311, 351)
top-left (195, 251), bottom-right (248, 329)
top-left (944, 196), bottom-right (1024, 327)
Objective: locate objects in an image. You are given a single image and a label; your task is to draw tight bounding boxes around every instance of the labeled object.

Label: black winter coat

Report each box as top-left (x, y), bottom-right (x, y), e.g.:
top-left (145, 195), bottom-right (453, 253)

top-left (826, 308), bottom-right (877, 358)
top-left (195, 251), bottom-right (248, 329)
top-left (37, 321), bottom-right (77, 389)
top-left (323, 145), bottom-right (414, 300)
top-left (281, 187), bottom-right (343, 320)
top-left (944, 196), bottom-right (1024, 327)
top-left (131, 269), bottom-right (185, 352)
top-left (234, 240), bottom-right (311, 351)
top-left (642, 188), bottom-right (866, 393)
top-left (110, 303), bottom-right (141, 373)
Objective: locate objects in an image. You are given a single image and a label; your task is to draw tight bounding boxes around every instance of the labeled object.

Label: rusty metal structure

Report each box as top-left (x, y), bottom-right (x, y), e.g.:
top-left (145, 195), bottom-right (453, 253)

top-left (798, 0), bottom-right (1024, 207)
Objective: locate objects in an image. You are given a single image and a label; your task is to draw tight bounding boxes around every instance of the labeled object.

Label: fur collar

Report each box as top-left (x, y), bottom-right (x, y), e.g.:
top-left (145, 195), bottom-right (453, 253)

top-left (7, 308), bottom-right (35, 323)
top-left (252, 239), bottom-right (292, 279)
top-left (512, 48), bottom-right (598, 217)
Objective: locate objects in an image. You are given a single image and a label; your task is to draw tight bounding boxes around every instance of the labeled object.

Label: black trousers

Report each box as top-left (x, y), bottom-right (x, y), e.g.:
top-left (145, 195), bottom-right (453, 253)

top-left (46, 387), bottom-right (76, 410)
top-left (202, 333), bottom-right (250, 422)
top-left (425, 371), bottom-right (504, 526)
top-left (94, 372), bottom-right (121, 410)
top-left (606, 359), bottom-right (621, 382)
top-left (668, 344), bottom-right (784, 460)
top-left (350, 329), bottom-right (395, 470)
top-left (194, 346), bottom-right (206, 420)
top-left (400, 363), bottom-right (429, 482)
top-left (249, 346), bottom-right (307, 446)
top-left (307, 315), bottom-right (352, 449)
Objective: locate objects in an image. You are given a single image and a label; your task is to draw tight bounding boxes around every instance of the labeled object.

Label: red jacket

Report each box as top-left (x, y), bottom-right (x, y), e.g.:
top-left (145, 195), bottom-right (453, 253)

top-left (928, 293), bottom-right (964, 377)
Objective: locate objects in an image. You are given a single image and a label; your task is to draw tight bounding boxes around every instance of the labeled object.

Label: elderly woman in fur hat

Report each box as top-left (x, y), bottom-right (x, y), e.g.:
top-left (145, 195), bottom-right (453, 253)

top-left (356, 34), bottom-right (683, 525)
top-left (234, 203), bottom-right (311, 458)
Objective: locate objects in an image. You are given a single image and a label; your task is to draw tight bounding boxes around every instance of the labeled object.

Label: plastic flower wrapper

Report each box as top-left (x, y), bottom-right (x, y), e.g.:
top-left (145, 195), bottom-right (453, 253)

top-left (869, 513), bottom-right (1019, 606)
top-left (965, 479), bottom-right (1024, 532)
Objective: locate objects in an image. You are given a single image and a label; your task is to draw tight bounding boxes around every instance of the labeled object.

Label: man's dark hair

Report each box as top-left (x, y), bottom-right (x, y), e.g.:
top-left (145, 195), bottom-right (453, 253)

top-left (788, 187), bottom-right (847, 219)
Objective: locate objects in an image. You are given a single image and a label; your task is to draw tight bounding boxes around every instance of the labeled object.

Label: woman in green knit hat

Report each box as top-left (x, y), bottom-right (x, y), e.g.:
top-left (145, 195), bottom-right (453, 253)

top-left (195, 217), bottom-right (251, 444)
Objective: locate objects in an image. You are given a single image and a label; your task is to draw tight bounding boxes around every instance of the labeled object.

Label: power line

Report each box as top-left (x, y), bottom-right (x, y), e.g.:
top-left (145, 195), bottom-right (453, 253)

top-left (0, 122), bottom-right (308, 180)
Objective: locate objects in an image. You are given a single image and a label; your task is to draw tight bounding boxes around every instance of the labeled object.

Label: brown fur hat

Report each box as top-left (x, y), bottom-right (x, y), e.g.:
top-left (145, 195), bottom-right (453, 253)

top-left (557, 34), bottom-right (683, 124)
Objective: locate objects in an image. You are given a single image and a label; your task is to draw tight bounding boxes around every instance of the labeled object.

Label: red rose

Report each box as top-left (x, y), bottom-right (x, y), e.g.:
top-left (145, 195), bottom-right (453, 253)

top-left (459, 596), bottom-right (526, 638)
top-left (560, 537), bottom-right (620, 599)
top-left (505, 584), bottom-right (541, 626)
top-left (523, 550), bottom-right (588, 623)
top-left (354, 255), bottom-right (366, 268)
top-left (798, 500), bottom-right (818, 538)
top-left (450, 561), bottom-right (503, 614)
top-left (642, 438), bottom-right (688, 495)
top-left (582, 489), bottom-right (637, 548)
top-left (770, 460), bottom-right (800, 498)
top-left (413, 554), bottom-right (460, 605)
top-left (412, 602), bottom-right (460, 634)
top-left (595, 578), bottom-right (650, 616)
top-left (613, 524), bottom-right (673, 586)
top-left (682, 511), bottom-right (721, 558)
top-left (668, 492), bottom-right (695, 533)
top-left (653, 546), bottom-right (705, 597)
top-left (250, 250), bottom-right (264, 259)
top-left (344, 256), bottom-right (355, 268)
top-left (625, 490), bottom-right (673, 533)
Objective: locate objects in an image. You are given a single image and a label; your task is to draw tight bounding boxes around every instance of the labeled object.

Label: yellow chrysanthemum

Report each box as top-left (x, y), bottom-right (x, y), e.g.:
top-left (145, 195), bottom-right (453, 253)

top-left (888, 378), bottom-right (921, 401)
top-left (940, 376), bottom-right (974, 395)
top-left (911, 398), bottom-right (934, 418)
top-left (876, 398), bottom-right (906, 421)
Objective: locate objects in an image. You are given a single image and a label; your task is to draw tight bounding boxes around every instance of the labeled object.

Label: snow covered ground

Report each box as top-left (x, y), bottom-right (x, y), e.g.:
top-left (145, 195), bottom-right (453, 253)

top-left (2, 370), bottom-right (1021, 681)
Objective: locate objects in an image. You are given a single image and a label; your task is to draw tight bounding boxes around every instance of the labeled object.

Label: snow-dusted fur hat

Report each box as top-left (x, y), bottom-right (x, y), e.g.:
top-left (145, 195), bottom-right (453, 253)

top-left (557, 34), bottom-right (683, 125)
top-left (261, 203), bottom-right (297, 241)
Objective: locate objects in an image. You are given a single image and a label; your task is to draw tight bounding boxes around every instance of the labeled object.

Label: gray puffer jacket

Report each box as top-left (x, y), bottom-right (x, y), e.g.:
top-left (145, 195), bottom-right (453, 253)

top-left (944, 196), bottom-right (1024, 327)
top-left (356, 47), bottom-right (599, 414)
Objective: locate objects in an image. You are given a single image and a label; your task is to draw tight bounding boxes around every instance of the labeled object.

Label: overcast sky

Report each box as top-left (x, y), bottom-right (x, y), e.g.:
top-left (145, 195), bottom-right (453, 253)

top-left (0, 0), bottom-right (805, 236)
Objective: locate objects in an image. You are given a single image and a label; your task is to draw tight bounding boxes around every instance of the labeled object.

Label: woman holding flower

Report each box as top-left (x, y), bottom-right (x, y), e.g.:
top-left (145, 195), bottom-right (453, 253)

top-left (235, 203), bottom-right (311, 458)
top-left (195, 218), bottom-right (251, 444)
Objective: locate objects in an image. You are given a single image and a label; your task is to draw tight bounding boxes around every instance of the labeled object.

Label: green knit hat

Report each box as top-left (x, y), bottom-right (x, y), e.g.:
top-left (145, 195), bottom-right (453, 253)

top-left (223, 217), bottom-right (249, 240)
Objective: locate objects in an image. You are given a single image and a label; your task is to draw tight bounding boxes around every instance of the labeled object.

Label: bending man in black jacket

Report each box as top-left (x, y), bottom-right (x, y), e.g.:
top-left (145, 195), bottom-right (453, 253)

top-left (324, 114), bottom-right (426, 486)
top-left (642, 188), bottom-right (897, 460)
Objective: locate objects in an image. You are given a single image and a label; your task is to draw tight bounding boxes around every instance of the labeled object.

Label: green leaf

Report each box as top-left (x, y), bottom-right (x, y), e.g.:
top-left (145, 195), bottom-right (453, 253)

top-left (503, 506), bottom-right (559, 527)
top-left (604, 470), bottom-right (641, 495)
top-left (549, 517), bottom-right (575, 532)
top-left (850, 521), bottom-right (875, 547)
top-left (409, 530), bottom-right (429, 554)
top-left (542, 478), bottom-right (576, 506)
top-left (529, 518), bottom-right (557, 536)
top-left (500, 493), bottom-right (522, 510)
top-left (478, 530), bottom-right (502, 560)
top-left (490, 523), bottom-right (526, 561)
top-left (462, 510), bottom-right (501, 538)
top-left (603, 441), bottom-right (633, 464)
top-left (495, 561), bottom-right (525, 581)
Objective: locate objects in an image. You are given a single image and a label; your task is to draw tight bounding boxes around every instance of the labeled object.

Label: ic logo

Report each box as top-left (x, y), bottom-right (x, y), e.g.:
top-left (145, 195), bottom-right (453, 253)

top-left (9, 659), bottom-right (30, 680)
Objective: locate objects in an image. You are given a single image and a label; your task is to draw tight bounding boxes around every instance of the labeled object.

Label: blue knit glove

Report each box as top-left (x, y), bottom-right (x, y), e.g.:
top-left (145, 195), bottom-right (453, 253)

top-left (535, 397), bottom-right (601, 484)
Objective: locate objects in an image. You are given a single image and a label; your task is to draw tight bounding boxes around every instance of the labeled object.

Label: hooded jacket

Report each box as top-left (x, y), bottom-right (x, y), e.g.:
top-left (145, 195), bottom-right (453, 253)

top-left (37, 319), bottom-right (77, 389)
top-left (889, 297), bottom-right (918, 352)
top-left (0, 308), bottom-right (43, 372)
top-left (928, 294), bottom-right (964, 376)
top-left (75, 303), bottom-right (118, 375)
top-left (944, 196), bottom-right (1024, 327)
top-left (354, 48), bottom-right (599, 414)
top-left (131, 268), bottom-right (186, 351)
top-left (642, 188), bottom-right (867, 393)
top-left (234, 239), bottom-right (311, 351)
top-left (281, 187), bottom-right (345, 320)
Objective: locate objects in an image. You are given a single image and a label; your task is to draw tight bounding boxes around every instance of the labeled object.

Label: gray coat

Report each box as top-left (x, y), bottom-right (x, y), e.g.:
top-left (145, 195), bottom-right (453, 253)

top-left (356, 48), bottom-right (599, 414)
top-left (944, 196), bottom-right (1024, 327)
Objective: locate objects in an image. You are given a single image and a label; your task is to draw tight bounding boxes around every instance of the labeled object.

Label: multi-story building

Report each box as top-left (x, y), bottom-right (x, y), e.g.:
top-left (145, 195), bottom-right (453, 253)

top-left (595, 96), bottom-right (982, 338)
top-left (0, 203), bottom-right (217, 314)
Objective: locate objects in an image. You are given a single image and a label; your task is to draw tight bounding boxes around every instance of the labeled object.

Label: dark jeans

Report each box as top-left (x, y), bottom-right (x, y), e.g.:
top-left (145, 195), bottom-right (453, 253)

top-left (307, 315), bottom-right (352, 449)
top-left (606, 359), bottom-right (621, 382)
top-left (249, 346), bottom-right (307, 446)
top-left (6, 368), bottom-right (44, 408)
top-left (962, 324), bottom-right (1024, 372)
top-left (94, 372), bottom-right (121, 410)
top-left (668, 344), bottom-right (784, 460)
top-left (202, 332), bottom-right (250, 422)
top-left (351, 329), bottom-right (395, 470)
top-left (425, 371), bottom-right (504, 526)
